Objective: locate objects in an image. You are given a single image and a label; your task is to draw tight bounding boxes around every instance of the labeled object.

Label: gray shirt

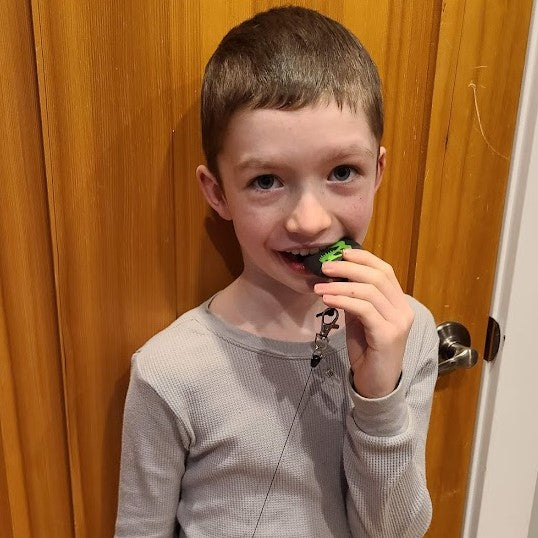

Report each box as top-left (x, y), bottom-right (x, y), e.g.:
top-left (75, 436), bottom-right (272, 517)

top-left (115, 296), bottom-right (438, 537)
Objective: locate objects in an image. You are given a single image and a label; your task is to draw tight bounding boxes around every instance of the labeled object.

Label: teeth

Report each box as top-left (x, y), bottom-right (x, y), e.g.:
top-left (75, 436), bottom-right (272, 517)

top-left (288, 247), bottom-right (322, 256)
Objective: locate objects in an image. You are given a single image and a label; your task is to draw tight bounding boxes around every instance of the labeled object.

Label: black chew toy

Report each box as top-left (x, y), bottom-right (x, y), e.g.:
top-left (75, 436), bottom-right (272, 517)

top-left (303, 237), bottom-right (361, 277)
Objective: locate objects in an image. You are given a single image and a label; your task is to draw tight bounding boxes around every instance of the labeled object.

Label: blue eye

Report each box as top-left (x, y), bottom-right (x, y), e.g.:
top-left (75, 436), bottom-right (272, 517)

top-left (252, 174), bottom-right (281, 190)
top-left (330, 166), bottom-right (355, 182)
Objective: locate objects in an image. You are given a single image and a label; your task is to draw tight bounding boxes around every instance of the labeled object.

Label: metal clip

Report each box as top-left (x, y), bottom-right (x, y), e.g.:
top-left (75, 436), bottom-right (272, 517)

top-left (311, 308), bottom-right (339, 367)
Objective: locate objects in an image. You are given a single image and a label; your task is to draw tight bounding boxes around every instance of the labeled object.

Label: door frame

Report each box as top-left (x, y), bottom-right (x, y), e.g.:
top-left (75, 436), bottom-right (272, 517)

top-left (463, 2), bottom-right (538, 535)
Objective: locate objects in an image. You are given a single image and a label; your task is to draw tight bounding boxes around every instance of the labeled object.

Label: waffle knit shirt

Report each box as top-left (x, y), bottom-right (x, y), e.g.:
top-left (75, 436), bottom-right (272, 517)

top-left (115, 295), bottom-right (439, 537)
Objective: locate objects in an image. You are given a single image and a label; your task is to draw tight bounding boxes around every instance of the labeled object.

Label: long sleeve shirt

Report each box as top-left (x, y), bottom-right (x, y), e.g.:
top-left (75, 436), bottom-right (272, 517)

top-left (115, 295), bottom-right (439, 537)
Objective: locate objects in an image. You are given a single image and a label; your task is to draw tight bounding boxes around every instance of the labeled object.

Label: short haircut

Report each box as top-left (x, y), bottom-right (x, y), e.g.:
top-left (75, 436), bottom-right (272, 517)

top-left (200, 6), bottom-right (384, 177)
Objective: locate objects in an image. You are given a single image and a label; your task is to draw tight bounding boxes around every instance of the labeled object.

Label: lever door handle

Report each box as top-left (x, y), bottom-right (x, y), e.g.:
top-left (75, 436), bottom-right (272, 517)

top-left (437, 321), bottom-right (478, 375)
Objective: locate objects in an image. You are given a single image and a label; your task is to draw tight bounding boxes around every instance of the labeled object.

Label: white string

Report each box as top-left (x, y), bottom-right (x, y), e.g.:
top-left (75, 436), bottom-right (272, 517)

top-left (468, 81), bottom-right (509, 161)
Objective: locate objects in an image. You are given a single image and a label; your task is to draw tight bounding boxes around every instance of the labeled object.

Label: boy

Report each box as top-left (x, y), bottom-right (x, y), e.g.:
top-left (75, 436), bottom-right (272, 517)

top-left (115, 6), bottom-right (438, 538)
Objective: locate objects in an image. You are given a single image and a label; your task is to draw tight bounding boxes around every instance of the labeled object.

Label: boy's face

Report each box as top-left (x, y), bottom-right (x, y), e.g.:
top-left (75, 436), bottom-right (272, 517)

top-left (197, 101), bottom-right (385, 296)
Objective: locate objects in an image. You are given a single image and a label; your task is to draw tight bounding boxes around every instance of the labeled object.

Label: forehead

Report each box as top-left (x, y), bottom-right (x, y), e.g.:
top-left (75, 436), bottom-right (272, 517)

top-left (218, 102), bottom-right (378, 169)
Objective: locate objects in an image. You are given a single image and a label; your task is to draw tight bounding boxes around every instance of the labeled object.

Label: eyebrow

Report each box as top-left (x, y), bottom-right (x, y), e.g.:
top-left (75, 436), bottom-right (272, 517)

top-left (236, 144), bottom-right (376, 170)
top-left (326, 144), bottom-right (376, 161)
top-left (236, 157), bottom-right (278, 171)
top-left (325, 144), bottom-right (379, 162)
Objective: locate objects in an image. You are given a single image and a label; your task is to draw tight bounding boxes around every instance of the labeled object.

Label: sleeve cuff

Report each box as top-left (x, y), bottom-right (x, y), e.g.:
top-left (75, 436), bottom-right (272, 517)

top-left (347, 370), bottom-right (409, 437)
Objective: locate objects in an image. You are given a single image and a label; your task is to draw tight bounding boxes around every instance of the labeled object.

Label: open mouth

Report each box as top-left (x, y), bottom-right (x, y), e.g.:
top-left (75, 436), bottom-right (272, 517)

top-left (280, 251), bottom-right (303, 263)
top-left (278, 247), bottom-right (325, 275)
top-left (281, 246), bottom-right (322, 262)
top-left (282, 252), bottom-right (308, 263)
top-left (278, 238), bottom-right (360, 278)
top-left (282, 246), bottom-right (324, 259)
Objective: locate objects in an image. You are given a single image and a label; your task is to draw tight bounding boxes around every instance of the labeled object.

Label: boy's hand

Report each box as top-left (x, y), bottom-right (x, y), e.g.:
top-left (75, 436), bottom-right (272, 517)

top-left (313, 249), bottom-right (414, 399)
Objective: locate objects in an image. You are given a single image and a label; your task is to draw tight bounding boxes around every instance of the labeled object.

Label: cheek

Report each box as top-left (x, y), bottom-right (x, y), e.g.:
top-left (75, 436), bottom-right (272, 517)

top-left (343, 195), bottom-right (375, 238)
top-left (228, 207), bottom-right (272, 244)
top-left (348, 194), bottom-right (374, 221)
top-left (229, 196), bottom-right (283, 230)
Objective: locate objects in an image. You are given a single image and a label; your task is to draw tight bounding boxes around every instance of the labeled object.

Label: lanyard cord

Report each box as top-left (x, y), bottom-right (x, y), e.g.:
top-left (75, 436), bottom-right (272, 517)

top-left (251, 366), bottom-right (314, 537)
top-left (251, 308), bottom-right (339, 536)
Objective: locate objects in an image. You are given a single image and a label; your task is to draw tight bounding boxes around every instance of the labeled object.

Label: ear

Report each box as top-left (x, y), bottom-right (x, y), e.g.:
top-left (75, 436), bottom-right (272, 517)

top-left (196, 165), bottom-right (232, 221)
top-left (374, 146), bottom-right (386, 192)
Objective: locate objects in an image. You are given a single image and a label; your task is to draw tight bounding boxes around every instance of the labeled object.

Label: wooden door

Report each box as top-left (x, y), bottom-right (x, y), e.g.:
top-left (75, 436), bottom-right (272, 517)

top-left (416, 3), bottom-right (532, 535)
top-left (0, 0), bottom-right (532, 536)
top-left (0, 0), bottom-right (73, 536)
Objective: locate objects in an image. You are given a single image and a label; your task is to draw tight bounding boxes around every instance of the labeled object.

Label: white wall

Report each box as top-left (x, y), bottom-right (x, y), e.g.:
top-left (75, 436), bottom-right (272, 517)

top-left (463, 2), bottom-right (538, 536)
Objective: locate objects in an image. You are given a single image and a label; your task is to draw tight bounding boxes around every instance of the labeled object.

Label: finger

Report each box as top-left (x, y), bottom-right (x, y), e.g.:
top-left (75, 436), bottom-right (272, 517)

top-left (320, 294), bottom-right (387, 332)
top-left (321, 260), bottom-right (407, 310)
top-left (314, 281), bottom-right (397, 323)
top-left (341, 248), bottom-right (402, 288)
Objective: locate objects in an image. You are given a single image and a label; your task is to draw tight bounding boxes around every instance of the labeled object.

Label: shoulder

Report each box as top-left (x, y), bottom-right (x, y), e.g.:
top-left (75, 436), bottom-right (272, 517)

top-left (130, 302), bottom-right (225, 398)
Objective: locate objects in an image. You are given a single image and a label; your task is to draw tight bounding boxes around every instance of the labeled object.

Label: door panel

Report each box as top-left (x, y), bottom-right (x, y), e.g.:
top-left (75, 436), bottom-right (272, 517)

top-left (0, 0), bottom-right (532, 536)
top-left (413, 1), bottom-right (532, 534)
top-left (30, 1), bottom-right (179, 534)
top-left (0, 0), bottom-right (73, 536)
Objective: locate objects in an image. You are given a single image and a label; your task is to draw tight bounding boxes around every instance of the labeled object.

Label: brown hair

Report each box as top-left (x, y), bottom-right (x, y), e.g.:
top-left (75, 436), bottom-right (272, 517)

top-left (200, 6), bottom-right (383, 177)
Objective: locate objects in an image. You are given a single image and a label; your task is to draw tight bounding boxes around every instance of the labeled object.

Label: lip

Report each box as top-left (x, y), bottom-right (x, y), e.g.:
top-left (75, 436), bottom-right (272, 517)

top-left (279, 242), bottom-right (338, 254)
top-left (276, 250), bottom-right (321, 276)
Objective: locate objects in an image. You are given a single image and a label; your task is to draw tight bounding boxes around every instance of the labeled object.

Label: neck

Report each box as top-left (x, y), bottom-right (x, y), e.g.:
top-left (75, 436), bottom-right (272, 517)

top-left (209, 273), bottom-right (329, 341)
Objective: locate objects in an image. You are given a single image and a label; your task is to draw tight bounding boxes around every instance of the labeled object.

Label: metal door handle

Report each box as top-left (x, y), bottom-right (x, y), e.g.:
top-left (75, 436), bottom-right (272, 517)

top-left (437, 321), bottom-right (478, 375)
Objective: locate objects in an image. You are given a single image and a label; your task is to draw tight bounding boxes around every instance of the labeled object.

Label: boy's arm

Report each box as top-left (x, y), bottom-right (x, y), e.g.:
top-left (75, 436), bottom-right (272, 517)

top-left (343, 331), bottom-right (437, 537)
top-left (314, 249), bottom-right (438, 537)
top-left (115, 355), bottom-right (188, 538)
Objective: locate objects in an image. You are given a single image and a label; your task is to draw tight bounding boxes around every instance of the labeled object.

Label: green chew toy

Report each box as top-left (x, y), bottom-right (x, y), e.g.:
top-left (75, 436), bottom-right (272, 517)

top-left (303, 237), bottom-right (361, 277)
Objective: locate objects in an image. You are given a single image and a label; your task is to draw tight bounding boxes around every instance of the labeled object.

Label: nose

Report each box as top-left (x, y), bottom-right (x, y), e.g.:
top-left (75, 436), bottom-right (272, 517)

top-left (284, 190), bottom-right (332, 237)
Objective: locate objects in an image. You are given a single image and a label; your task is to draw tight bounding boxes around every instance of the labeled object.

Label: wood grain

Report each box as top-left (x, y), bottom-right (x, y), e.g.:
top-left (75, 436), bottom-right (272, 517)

top-left (0, 295), bottom-right (24, 538)
top-left (171, 1), bottom-right (248, 315)
top-left (31, 0), bottom-right (178, 534)
top-left (414, 0), bottom-right (533, 535)
top-left (0, 0), bottom-right (73, 535)
top-left (0, 0), bottom-right (530, 535)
